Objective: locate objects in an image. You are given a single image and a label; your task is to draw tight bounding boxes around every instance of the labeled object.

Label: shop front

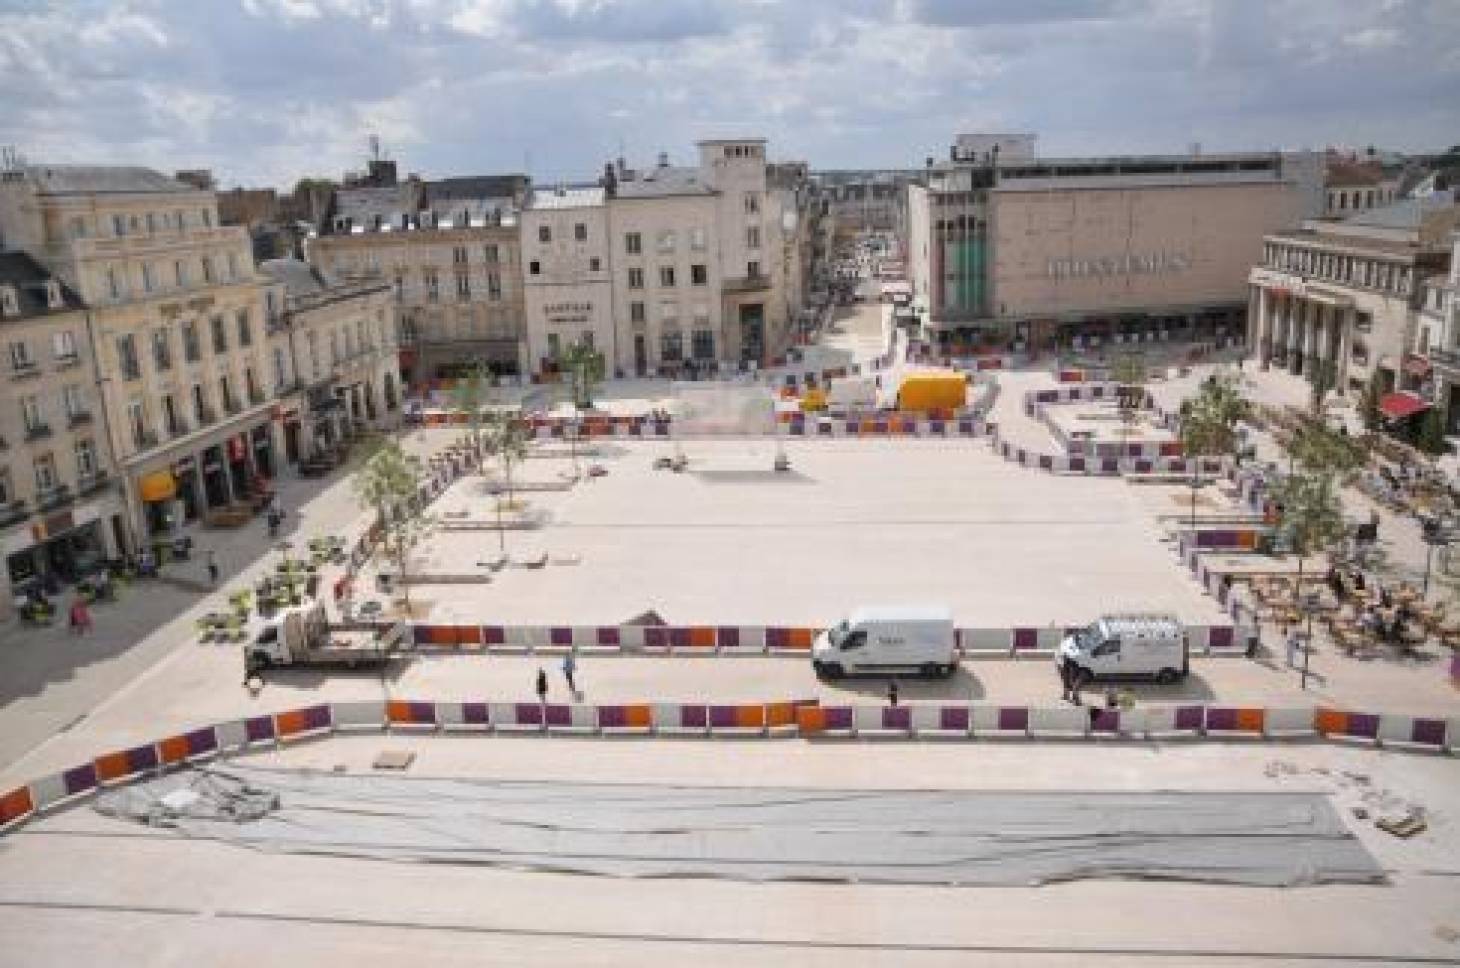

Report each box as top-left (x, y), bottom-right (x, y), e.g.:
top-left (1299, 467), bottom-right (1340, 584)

top-left (202, 445), bottom-right (230, 507)
top-left (4, 505), bottom-right (113, 592)
top-left (250, 424), bottom-right (275, 479)
top-left (138, 469), bottom-right (178, 536)
top-left (225, 434), bottom-right (252, 502)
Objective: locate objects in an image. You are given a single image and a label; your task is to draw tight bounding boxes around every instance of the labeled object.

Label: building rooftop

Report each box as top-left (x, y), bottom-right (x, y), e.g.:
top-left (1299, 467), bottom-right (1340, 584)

top-left (1343, 192), bottom-right (1456, 231)
top-left (528, 185), bottom-right (605, 210)
top-left (19, 164), bottom-right (199, 196)
top-left (1324, 162), bottom-right (1385, 188)
top-left (615, 166), bottom-right (714, 199)
top-left (333, 184), bottom-right (422, 231)
top-left (425, 175), bottom-right (529, 204)
top-left (258, 257), bottom-right (330, 297)
top-left (0, 251), bottom-right (84, 321)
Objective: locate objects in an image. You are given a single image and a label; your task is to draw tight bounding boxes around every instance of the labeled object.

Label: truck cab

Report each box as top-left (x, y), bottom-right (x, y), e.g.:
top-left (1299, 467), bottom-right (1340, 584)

top-left (1058, 613), bottom-right (1188, 684)
top-left (247, 602), bottom-right (409, 672)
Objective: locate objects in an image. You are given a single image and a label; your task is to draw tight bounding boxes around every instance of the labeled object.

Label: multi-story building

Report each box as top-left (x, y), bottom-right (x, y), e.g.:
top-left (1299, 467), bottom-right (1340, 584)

top-left (521, 185), bottom-right (614, 375)
top-left (1247, 194), bottom-right (1457, 409)
top-left (0, 165), bottom-right (277, 546)
top-left (306, 181), bottom-right (526, 384)
top-left (1413, 230), bottom-right (1459, 429)
top-left (258, 259), bottom-right (401, 465)
top-left (906, 140), bottom-right (1324, 357)
top-left (519, 139), bottom-right (812, 379)
top-left (0, 253), bottom-right (123, 612)
top-left (1324, 157), bottom-right (1401, 218)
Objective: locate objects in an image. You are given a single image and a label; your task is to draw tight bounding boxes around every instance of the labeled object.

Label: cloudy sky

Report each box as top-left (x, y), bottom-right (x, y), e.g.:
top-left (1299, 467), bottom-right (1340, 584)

top-left (1, 0), bottom-right (1456, 189)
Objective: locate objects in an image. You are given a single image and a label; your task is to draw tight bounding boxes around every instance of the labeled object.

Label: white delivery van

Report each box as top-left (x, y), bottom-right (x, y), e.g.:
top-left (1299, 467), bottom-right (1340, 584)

top-left (1057, 613), bottom-right (1188, 684)
top-left (813, 606), bottom-right (957, 679)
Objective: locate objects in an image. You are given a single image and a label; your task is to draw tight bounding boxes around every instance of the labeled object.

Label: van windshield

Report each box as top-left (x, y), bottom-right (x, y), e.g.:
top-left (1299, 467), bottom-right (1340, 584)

top-left (828, 619), bottom-right (850, 647)
top-left (1075, 623), bottom-right (1101, 650)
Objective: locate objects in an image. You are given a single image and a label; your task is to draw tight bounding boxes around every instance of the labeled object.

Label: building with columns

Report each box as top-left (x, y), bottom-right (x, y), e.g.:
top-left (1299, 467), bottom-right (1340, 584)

top-left (1246, 194), bottom-right (1458, 405)
top-left (0, 164), bottom-right (278, 551)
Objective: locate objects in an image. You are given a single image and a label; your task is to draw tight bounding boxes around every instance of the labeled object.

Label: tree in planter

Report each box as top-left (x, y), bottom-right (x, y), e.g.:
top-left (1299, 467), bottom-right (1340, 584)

top-left (561, 340), bottom-right (606, 410)
top-left (486, 408), bottom-right (532, 510)
top-left (1289, 419), bottom-right (1366, 480)
top-left (1416, 407), bottom-right (1448, 456)
top-left (448, 360), bottom-right (493, 455)
top-left (353, 441), bottom-right (434, 614)
top-left (1179, 374), bottom-right (1249, 529)
top-left (1272, 470), bottom-right (1348, 690)
top-left (1110, 352), bottom-right (1148, 454)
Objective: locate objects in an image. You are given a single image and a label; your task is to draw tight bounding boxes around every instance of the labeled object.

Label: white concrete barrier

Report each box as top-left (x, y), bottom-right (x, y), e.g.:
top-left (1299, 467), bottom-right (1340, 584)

top-left (723, 626), bottom-right (767, 655)
top-left (331, 701), bottom-right (387, 732)
top-left (1029, 706), bottom-right (1088, 738)
top-left (971, 705), bottom-right (1029, 737)
top-left (960, 628), bottom-right (1010, 654)
top-left (213, 719), bottom-right (251, 751)
top-left (1264, 707), bottom-right (1317, 738)
top-left (26, 774), bottom-right (69, 812)
top-left (489, 702), bottom-right (539, 733)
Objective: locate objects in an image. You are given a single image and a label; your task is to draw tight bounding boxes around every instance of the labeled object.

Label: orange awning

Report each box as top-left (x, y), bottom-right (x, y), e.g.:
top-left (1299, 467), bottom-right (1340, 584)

top-left (137, 471), bottom-right (176, 503)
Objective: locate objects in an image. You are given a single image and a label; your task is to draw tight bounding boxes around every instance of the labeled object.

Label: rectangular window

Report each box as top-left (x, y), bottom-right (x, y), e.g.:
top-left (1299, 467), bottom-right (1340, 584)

top-left (175, 260), bottom-right (187, 287)
top-left (744, 192), bottom-right (760, 214)
top-left (202, 209), bottom-right (212, 228)
top-left (74, 439), bottom-right (97, 478)
top-left (689, 227), bottom-right (707, 251)
top-left (146, 212), bottom-right (156, 234)
top-left (201, 256), bottom-right (215, 284)
top-left (574, 223), bottom-right (587, 242)
top-left (546, 333), bottom-right (560, 359)
top-left (628, 267), bottom-right (644, 289)
top-left (9, 340), bottom-right (33, 370)
top-left (657, 230), bottom-right (676, 253)
top-left (152, 329), bottom-right (171, 370)
top-left (210, 315), bottom-right (227, 354)
top-left (227, 252), bottom-right (239, 279)
top-left (625, 232), bottom-right (642, 255)
top-left (660, 329), bottom-right (683, 362)
top-left (589, 257), bottom-right (601, 272)
top-left (112, 214), bottom-right (126, 237)
top-left (692, 329), bottom-right (715, 360)
top-left (106, 267), bottom-right (121, 300)
top-left (691, 264), bottom-right (707, 285)
top-left (538, 225), bottom-right (551, 243)
top-left (483, 244), bottom-right (499, 263)
top-left (453, 246), bottom-right (468, 265)
top-left (487, 271), bottom-right (502, 299)
top-left (273, 346), bottom-right (288, 390)
top-left (117, 334), bottom-right (141, 379)
top-left (630, 301), bottom-right (646, 324)
top-left (220, 375), bottom-right (235, 412)
top-left (425, 270), bottom-right (439, 301)
top-left (746, 226), bottom-right (761, 249)
top-left (456, 273), bottom-right (470, 299)
top-left (142, 263), bottom-right (155, 293)
top-left (182, 320), bottom-right (201, 362)
top-left (21, 394), bottom-right (42, 430)
top-left (529, 261), bottom-right (541, 276)
top-left (63, 384), bottom-right (84, 417)
top-left (34, 455), bottom-right (58, 492)
top-left (660, 266), bottom-right (676, 287)
top-left (237, 310), bottom-right (252, 347)
top-left (747, 260), bottom-right (761, 278)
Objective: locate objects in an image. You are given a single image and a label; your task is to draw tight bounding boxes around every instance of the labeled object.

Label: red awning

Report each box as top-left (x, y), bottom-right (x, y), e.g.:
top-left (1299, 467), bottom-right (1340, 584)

top-left (1403, 354), bottom-right (1432, 378)
top-left (1379, 391), bottom-right (1432, 420)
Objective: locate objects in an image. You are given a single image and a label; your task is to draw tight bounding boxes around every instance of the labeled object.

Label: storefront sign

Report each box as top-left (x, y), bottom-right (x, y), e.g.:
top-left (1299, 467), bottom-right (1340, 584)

top-left (1047, 252), bottom-right (1190, 280)
top-left (545, 301), bottom-right (593, 325)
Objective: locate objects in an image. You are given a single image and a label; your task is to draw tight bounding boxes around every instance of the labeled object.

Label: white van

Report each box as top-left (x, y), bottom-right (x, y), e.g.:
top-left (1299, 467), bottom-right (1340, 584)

top-left (1057, 613), bottom-right (1188, 684)
top-left (813, 606), bottom-right (957, 679)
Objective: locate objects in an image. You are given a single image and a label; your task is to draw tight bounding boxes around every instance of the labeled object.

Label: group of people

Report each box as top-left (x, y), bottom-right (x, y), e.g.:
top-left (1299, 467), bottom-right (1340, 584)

top-left (1324, 564), bottom-right (1420, 647)
top-left (535, 653), bottom-right (580, 703)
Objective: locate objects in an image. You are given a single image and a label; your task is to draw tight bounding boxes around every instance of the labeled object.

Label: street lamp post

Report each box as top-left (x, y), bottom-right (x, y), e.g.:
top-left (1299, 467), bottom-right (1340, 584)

top-left (1299, 590), bottom-right (1319, 691)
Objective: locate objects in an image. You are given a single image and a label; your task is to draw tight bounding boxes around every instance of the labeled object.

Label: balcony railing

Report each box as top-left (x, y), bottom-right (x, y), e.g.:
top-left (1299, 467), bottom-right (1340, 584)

top-left (0, 499), bottom-right (28, 528)
top-left (722, 274), bottom-right (772, 293)
top-left (10, 359), bottom-right (41, 379)
top-left (53, 352), bottom-right (80, 370)
top-left (67, 410), bottom-right (93, 428)
top-left (25, 422), bottom-right (52, 442)
top-left (36, 484), bottom-right (72, 512)
top-left (77, 470), bottom-right (110, 496)
top-left (120, 363), bottom-right (142, 381)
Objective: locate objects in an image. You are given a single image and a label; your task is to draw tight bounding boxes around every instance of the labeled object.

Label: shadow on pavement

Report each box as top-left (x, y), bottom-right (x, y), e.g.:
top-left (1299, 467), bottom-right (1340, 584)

top-left (821, 666), bottom-right (986, 702)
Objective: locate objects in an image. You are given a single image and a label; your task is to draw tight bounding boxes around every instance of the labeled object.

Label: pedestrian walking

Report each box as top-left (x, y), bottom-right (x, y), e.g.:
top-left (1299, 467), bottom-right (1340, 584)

top-left (69, 596), bottom-right (92, 635)
top-left (206, 549), bottom-right (219, 585)
top-left (886, 678), bottom-right (899, 707)
top-left (1285, 628), bottom-right (1301, 668)
top-left (535, 667), bottom-right (548, 705)
top-left (1058, 654), bottom-right (1073, 702)
top-left (562, 652), bottom-right (578, 698)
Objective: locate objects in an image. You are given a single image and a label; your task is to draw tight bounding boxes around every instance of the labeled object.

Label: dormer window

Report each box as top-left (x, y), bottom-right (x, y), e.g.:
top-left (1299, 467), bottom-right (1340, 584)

top-left (0, 285), bottom-right (18, 317)
top-left (44, 280), bottom-right (62, 309)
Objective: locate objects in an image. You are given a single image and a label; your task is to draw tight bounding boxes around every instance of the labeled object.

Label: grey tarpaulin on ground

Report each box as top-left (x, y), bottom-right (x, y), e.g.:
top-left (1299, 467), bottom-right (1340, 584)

top-left (91, 765), bottom-right (1383, 888)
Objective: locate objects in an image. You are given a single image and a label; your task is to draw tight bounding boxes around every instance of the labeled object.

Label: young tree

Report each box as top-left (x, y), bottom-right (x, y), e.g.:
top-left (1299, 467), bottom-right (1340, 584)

top-left (561, 340), bottom-right (606, 409)
top-left (1179, 374), bottom-right (1250, 528)
top-left (1272, 470), bottom-right (1348, 689)
top-left (1416, 407), bottom-right (1448, 456)
top-left (353, 441), bottom-right (434, 612)
top-left (1289, 420), bottom-right (1366, 479)
top-left (486, 409), bottom-right (532, 508)
top-left (449, 361), bottom-right (492, 453)
top-left (1110, 352), bottom-right (1148, 451)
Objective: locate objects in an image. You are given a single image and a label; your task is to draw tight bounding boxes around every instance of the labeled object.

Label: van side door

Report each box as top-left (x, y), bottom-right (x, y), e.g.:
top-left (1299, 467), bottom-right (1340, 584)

top-left (1090, 636), bottom-right (1121, 673)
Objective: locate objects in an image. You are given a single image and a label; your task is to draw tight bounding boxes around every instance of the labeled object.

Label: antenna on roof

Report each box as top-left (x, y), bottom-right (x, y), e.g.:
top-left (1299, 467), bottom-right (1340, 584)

top-left (369, 134), bottom-right (381, 162)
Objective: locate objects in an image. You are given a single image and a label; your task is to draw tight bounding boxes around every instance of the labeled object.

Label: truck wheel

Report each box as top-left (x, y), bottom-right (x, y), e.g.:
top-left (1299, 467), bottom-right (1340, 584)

top-left (248, 652), bottom-right (271, 672)
top-left (1155, 668), bottom-right (1179, 685)
top-left (820, 662), bottom-right (845, 680)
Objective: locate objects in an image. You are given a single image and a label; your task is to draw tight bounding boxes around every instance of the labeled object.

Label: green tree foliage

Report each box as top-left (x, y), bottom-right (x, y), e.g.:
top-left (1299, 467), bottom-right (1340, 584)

top-left (449, 362), bottom-right (492, 452)
top-left (485, 409), bottom-right (532, 506)
top-left (1416, 407), bottom-right (1448, 456)
top-left (354, 441), bottom-right (434, 609)
top-left (561, 340), bottom-right (606, 409)
top-left (1359, 372), bottom-right (1384, 432)
top-left (1289, 420), bottom-right (1366, 478)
